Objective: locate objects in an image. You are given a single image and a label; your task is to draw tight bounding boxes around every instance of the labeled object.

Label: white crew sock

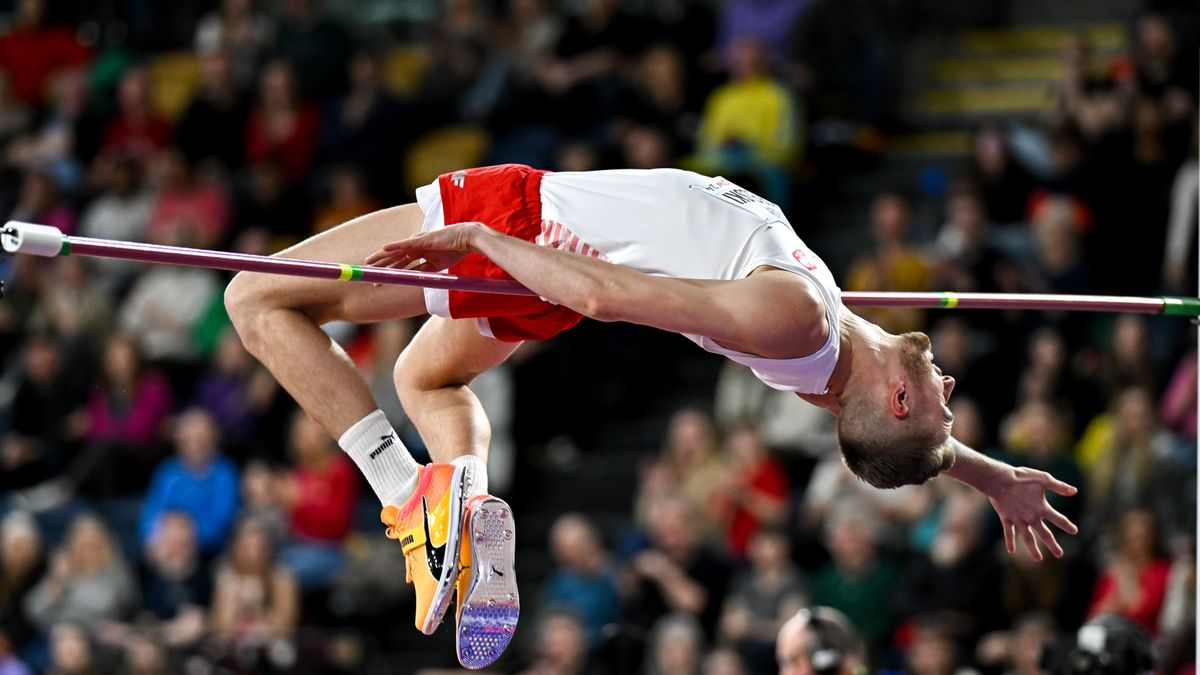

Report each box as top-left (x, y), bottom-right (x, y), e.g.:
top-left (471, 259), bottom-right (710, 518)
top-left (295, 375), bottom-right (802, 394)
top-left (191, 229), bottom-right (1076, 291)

top-left (339, 410), bottom-right (420, 507)
top-left (452, 455), bottom-right (489, 499)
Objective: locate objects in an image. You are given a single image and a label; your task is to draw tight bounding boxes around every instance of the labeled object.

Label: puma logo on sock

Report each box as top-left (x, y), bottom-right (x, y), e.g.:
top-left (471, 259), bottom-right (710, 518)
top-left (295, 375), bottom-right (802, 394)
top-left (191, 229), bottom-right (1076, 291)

top-left (369, 434), bottom-right (395, 460)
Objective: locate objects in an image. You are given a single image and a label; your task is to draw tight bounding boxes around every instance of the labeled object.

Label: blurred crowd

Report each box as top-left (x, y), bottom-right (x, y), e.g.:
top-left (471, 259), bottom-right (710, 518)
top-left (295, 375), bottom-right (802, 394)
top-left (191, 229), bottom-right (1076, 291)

top-left (0, 0), bottom-right (1196, 673)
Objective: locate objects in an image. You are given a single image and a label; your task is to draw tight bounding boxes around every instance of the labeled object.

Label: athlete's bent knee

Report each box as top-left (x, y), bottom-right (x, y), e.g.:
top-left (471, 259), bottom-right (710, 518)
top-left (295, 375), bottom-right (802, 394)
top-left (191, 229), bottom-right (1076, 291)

top-left (225, 273), bottom-right (269, 348)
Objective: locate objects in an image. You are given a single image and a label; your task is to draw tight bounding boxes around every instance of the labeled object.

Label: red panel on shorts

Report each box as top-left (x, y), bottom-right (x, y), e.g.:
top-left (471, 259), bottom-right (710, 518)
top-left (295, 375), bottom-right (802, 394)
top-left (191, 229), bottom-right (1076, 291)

top-left (438, 164), bottom-right (584, 342)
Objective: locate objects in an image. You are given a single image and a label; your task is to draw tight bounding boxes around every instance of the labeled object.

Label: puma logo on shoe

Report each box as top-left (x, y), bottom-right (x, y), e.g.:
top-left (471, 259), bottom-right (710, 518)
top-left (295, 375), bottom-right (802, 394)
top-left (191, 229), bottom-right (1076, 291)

top-left (491, 565), bottom-right (504, 577)
top-left (369, 434), bottom-right (395, 460)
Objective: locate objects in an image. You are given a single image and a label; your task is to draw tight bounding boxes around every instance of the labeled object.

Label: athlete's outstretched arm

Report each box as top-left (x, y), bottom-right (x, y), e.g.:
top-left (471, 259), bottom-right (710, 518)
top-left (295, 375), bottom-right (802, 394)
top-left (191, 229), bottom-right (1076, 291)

top-left (943, 440), bottom-right (1078, 560)
top-left (366, 222), bottom-right (828, 359)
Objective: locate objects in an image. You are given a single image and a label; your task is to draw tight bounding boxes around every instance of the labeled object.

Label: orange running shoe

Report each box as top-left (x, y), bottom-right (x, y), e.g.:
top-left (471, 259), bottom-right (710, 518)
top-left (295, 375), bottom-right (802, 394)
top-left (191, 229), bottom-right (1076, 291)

top-left (455, 494), bottom-right (520, 669)
top-left (380, 463), bottom-right (468, 635)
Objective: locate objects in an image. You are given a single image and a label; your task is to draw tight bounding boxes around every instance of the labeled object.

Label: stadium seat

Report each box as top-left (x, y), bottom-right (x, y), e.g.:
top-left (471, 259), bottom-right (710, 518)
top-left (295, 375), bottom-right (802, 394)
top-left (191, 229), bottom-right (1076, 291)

top-left (403, 126), bottom-right (490, 191)
top-left (148, 51), bottom-right (202, 123)
top-left (382, 45), bottom-right (430, 97)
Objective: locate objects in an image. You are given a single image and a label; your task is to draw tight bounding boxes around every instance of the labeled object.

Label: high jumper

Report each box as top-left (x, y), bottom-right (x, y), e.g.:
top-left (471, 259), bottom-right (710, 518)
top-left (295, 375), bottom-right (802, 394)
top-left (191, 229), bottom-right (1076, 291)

top-left (8, 164), bottom-right (1193, 669)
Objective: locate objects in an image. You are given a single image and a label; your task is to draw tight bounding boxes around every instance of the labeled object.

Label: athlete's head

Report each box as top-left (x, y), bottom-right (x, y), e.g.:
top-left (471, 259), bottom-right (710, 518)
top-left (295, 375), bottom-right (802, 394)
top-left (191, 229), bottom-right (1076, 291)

top-left (837, 331), bottom-right (957, 488)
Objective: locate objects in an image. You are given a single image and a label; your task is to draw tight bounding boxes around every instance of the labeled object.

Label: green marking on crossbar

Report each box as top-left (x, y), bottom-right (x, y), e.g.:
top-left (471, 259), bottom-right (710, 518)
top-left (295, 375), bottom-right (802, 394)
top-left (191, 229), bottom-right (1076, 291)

top-left (1161, 297), bottom-right (1200, 317)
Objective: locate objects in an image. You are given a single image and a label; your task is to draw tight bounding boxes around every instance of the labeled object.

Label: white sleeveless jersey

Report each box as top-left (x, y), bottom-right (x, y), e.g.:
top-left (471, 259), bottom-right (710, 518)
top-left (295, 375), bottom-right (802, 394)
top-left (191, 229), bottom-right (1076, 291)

top-left (537, 168), bottom-right (842, 394)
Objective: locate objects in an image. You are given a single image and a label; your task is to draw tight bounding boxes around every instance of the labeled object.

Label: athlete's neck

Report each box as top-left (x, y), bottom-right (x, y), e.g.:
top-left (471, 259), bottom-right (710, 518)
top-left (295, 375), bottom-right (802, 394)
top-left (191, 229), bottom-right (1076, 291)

top-left (797, 311), bottom-right (892, 414)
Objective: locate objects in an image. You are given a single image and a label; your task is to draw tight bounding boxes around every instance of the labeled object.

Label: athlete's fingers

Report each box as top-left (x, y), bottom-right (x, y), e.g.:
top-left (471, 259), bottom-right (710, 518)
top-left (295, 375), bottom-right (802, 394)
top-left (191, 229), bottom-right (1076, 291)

top-left (1022, 525), bottom-right (1043, 562)
top-left (1043, 474), bottom-right (1078, 497)
top-left (1044, 505), bottom-right (1079, 535)
top-left (1035, 521), bottom-right (1064, 558)
top-left (1002, 521), bottom-right (1016, 555)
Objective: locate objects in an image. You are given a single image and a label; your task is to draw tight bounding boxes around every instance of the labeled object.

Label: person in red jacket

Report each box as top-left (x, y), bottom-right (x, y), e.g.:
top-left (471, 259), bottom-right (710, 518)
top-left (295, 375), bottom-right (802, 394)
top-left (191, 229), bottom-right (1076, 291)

top-left (244, 59), bottom-right (319, 185)
top-left (0, 0), bottom-right (90, 107)
top-left (276, 409), bottom-right (359, 591)
top-left (1087, 507), bottom-right (1172, 635)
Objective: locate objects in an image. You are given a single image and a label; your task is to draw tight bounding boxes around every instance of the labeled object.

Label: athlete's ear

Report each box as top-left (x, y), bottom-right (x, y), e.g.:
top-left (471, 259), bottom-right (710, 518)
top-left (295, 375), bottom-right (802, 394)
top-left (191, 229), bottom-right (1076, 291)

top-left (890, 382), bottom-right (910, 419)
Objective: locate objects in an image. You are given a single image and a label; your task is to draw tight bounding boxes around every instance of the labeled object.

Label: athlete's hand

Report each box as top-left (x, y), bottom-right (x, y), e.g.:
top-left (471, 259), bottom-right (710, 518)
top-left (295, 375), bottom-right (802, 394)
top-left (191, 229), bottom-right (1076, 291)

top-left (364, 222), bottom-right (484, 272)
top-left (986, 466), bottom-right (1078, 561)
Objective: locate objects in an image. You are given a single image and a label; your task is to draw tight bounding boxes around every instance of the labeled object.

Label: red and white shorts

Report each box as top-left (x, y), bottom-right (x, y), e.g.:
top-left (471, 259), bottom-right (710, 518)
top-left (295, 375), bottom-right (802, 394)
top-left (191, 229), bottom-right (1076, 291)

top-left (415, 164), bottom-right (584, 342)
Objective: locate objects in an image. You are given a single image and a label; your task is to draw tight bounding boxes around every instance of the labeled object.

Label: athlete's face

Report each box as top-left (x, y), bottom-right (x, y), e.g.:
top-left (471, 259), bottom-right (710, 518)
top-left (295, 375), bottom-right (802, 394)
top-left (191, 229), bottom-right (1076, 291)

top-left (899, 332), bottom-right (956, 439)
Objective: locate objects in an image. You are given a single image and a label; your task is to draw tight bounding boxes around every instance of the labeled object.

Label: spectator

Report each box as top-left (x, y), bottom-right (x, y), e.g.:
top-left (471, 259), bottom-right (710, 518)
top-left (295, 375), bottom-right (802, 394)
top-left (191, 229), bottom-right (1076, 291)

top-left (711, 425), bottom-right (789, 558)
top-left (44, 622), bottom-right (96, 675)
top-left (802, 452), bottom-right (928, 550)
top-left (244, 59), bottom-right (320, 185)
top-left (323, 51), bottom-right (407, 199)
top-left (617, 44), bottom-right (699, 161)
top-left (1082, 387), bottom-right (1183, 538)
top-left (809, 505), bottom-right (900, 653)
top-left (966, 125), bottom-right (1035, 225)
top-left (701, 647), bottom-right (747, 675)
top-left (624, 497), bottom-right (730, 637)
top-left (634, 408), bottom-right (724, 538)
top-left (194, 0), bottom-right (276, 89)
top-left (0, 512), bottom-right (46, 655)
top-left (275, 411), bottom-right (357, 591)
top-left (776, 606), bottom-right (865, 675)
top-left (232, 160), bottom-right (311, 243)
top-left (539, 0), bottom-right (648, 134)
top-left (77, 155), bottom-right (154, 287)
top-left (191, 328), bottom-right (278, 454)
top-left (99, 66), bottom-right (170, 169)
top-left (694, 36), bottom-right (798, 206)
top-left (2, 335), bottom-right (88, 493)
top-left (646, 613), bottom-right (705, 675)
top-left (975, 612), bottom-right (1057, 675)
top-left (210, 517), bottom-right (298, 672)
top-left (904, 618), bottom-right (981, 675)
top-left (1026, 195), bottom-right (1093, 297)
top-left (173, 49), bottom-right (251, 175)
top-left (8, 169), bottom-right (74, 236)
top-left (311, 165), bottom-right (380, 234)
top-left (4, 69), bottom-right (93, 194)
top-left (519, 610), bottom-right (597, 675)
top-left (272, 0), bottom-right (351, 98)
top-left (70, 334), bottom-right (173, 497)
top-left (34, 256), bottom-right (114, 347)
top-left (139, 408), bottom-right (240, 556)
top-left (1092, 315), bottom-right (1160, 399)
top-left (717, 526), bottom-right (805, 672)
top-left (1087, 508), bottom-right (1171, 635)
top-left (896, 488), bottom-right (1002, 643)
top-left (138, 512), bottom-right (209, 648)
top-left (930, 191), bottom-right (1021, 296)
top-left (540, 513), bottom-right (621, 646)
top-left (146, 149), bottom-right (231, 249)
top-left (117, 218), bottom-right (223, 364)
top-left (0, 0), bottom-right (90, 106)
top-left (846, 191), bottom-right (931, 334)
top-left (0, 72), bottom-right (32, 152)
top-left (25, 514), bottom-right (138, 632)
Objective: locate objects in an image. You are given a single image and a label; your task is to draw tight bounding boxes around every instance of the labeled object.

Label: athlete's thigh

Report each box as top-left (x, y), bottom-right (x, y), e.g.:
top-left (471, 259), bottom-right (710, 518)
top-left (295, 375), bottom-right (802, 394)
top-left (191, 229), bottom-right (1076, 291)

top-left (245, 203), bottom-right (429, 324)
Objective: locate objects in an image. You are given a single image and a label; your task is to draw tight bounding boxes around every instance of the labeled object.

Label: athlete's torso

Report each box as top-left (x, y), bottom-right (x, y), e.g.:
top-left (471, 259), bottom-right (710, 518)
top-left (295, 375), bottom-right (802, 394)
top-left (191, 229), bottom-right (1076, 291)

top-left (416, 167), bottom-right (843, 393)
top-left (537, 168), bottom-right (843, 394)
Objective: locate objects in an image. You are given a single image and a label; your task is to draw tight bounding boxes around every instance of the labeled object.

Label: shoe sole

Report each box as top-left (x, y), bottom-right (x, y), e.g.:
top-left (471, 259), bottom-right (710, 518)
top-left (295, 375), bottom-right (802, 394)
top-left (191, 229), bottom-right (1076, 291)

top-left (418, 464), bottom-right (469, 635)
top-left (456, 496), bottom-right (519, 669)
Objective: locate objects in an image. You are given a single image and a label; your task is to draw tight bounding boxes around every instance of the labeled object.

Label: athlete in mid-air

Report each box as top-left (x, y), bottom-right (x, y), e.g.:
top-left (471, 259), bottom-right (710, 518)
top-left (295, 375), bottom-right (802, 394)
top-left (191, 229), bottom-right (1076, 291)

top-left (224, 164), bottom-right (1079, 669)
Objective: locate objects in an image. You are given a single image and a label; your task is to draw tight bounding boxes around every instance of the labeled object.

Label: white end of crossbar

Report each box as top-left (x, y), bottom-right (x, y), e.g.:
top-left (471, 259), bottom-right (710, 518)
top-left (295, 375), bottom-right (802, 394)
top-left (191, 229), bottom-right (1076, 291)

top-left (1, 221), bottom-right (65, 257)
